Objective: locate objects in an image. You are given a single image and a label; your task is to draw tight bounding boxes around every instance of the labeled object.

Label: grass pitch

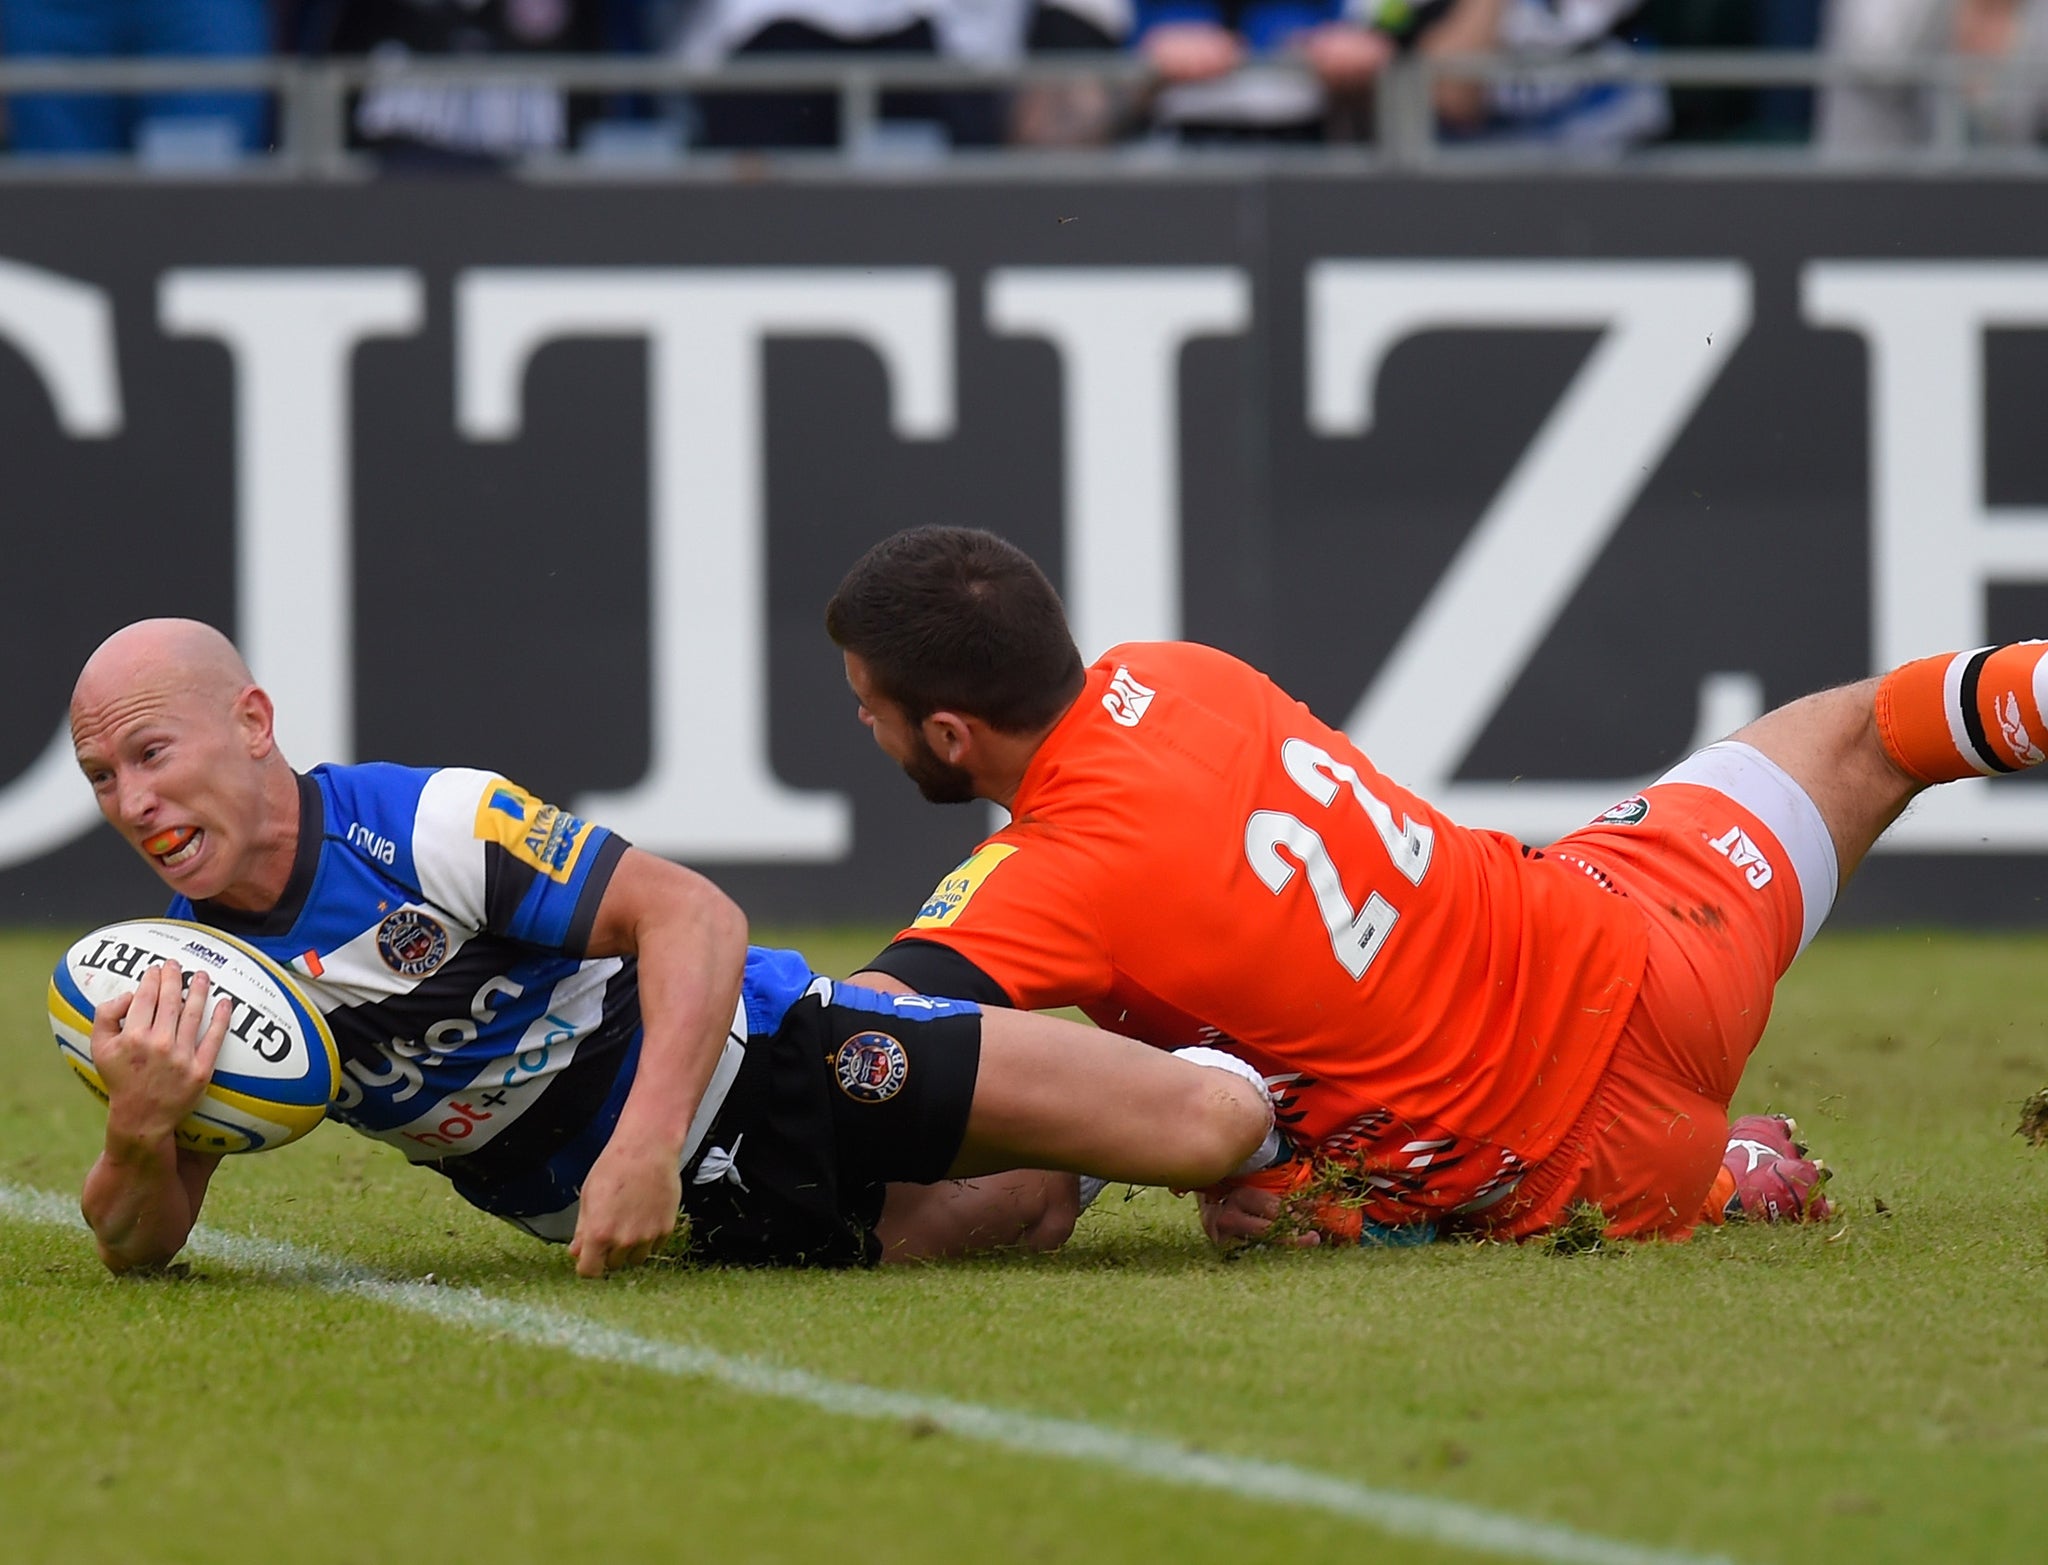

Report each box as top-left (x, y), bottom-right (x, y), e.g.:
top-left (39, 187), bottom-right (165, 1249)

top-left (3, 926), bottom-right (2044, 1565)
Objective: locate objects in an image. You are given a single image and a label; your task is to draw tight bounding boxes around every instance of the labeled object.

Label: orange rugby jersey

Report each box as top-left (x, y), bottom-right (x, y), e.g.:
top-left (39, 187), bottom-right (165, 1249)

top-left (881, 643), bottom-right (1648, 1225)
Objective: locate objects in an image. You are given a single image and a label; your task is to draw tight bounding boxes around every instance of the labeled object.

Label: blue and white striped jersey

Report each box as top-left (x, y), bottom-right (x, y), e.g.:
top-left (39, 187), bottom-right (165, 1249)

top-left (177, 763), bottom-right (861, 1241)
top-left (172, 764), bottom-right (721, 1229)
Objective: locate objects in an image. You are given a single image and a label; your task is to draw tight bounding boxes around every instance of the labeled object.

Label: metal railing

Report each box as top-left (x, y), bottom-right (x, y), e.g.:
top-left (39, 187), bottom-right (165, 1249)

top-left (0, 51), bottom-right (2041, 177)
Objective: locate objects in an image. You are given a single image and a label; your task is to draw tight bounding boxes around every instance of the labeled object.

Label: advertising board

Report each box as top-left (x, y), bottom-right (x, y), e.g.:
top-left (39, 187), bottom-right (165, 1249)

top-left (4, 176), bottom-right (2045, 923)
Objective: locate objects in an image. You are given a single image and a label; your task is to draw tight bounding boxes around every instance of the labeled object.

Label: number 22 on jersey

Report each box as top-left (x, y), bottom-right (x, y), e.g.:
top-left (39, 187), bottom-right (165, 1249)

top-left (1243, 739), bottom-right (1435, 980)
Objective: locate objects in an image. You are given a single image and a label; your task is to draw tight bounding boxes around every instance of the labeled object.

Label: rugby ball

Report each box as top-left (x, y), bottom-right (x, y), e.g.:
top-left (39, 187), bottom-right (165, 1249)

top-left (49, 919), bottom-right (340, 1154)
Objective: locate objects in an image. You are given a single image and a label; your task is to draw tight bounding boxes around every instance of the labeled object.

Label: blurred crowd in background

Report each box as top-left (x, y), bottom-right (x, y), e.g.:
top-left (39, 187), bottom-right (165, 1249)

top-left (0, 0), bottom-right (2038, 161)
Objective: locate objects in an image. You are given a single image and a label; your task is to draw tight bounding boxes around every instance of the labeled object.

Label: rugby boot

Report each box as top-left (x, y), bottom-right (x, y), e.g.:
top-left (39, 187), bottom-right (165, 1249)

top-left (1701, 1113), bottom-right (1835, 1225)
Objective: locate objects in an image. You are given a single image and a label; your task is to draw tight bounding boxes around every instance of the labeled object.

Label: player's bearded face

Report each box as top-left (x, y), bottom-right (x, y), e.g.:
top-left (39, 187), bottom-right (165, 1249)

top-left (845, 651), bottom-right (978, 804)
top-left (900, 727), bottom-right (978, 804)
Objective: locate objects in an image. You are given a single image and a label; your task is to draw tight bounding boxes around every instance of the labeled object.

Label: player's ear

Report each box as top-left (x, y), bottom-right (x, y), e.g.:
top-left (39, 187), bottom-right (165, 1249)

top-left (235, 684), bottom-right (280, 760)
top-left (921, 710), bottom-right (975, 765)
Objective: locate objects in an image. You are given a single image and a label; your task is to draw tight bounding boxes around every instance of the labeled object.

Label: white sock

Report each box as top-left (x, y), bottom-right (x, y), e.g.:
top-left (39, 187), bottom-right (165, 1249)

top-left (1170, 1045), bottom-right (1285, 1175)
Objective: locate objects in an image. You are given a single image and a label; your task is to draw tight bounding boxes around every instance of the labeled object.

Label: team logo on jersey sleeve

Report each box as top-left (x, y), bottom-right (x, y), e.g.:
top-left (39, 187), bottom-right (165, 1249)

top-left (375, 908), bottom-right (450, 977)
top-left (474, 779), bottom-right (594, 883)
top-left (1594, 795), bottom-right (1651, 826)
top-left (833, 1031), bottom-right (909, 1102)
top-left (911, 843), bottom-right (1017, 929)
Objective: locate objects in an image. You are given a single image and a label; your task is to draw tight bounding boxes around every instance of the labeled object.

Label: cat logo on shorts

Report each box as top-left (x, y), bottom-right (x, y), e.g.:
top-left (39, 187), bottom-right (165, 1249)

top-left (1595, 795), bottom-right (1651, 826)
top-left (1707, 824), bottom-right (1774, 889)
top-left (375, 908), bottom-right (450, 977)
top-left (834, 1031), bottom-right (909, 1103)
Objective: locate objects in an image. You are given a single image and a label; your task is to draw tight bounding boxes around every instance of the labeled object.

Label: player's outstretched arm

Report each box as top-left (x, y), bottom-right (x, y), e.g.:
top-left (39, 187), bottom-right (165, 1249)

top-left (571, 848), bottom-right (748, 1277)
top-left (949, 1009), bottom-right (1272, 1190)
top-left (80, 960), bottom-right (229, 1273)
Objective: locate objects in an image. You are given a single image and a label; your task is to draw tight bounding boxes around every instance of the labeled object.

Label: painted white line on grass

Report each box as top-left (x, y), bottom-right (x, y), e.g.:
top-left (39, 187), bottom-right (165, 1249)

top-left (3, 1181), bottom-right (1739, 1565)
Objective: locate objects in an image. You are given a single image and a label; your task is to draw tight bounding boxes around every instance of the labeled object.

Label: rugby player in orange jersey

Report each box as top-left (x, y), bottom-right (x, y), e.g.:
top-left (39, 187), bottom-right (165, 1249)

top-left (827, 526), bottom-right (2044, 1254)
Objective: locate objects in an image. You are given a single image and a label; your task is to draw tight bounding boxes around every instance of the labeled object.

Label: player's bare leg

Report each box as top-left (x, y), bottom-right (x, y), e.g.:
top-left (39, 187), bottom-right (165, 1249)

top-left (1732, 645), bottom-right (2048, 882)
top-left (850, 969), bottom-right (1172, 1262)
top-left (1723, 677), bottom-right (1921, 881)
top-left (872, 1013), bottom-right (1269, 1262)
top-left (949, 1008), bottom-right (1272, 1186)
top-left (1684, 649), bottom-right (2048, 1228)
top-left (875, 1171), bottom-right (1079, 1262)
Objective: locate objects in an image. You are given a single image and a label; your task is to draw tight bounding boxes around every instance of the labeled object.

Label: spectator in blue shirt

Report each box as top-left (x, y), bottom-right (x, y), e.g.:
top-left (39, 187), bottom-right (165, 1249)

top-left (0, 0), bottom-right (271, 155)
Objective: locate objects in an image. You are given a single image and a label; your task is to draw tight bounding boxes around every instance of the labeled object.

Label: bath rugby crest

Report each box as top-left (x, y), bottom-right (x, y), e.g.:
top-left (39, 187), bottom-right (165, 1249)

top-left (833, 1031), bottom-right (909, 1102)
top-left (375, 908), bottom-right (448, 977)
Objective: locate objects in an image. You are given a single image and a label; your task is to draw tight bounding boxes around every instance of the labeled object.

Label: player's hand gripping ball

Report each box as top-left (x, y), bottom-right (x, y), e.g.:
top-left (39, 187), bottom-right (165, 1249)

top-left (49, 919), bottom-right (340, 1153)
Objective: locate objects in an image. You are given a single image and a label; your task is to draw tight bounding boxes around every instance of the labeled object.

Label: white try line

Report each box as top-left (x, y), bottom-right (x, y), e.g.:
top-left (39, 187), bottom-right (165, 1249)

top-left (1, 1181), bottom-right (1741, 1565)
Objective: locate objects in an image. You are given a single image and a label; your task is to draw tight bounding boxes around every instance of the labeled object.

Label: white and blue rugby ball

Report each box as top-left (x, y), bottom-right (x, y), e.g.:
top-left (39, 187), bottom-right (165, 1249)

top-left (49, 919), bottom-right (340, 1154)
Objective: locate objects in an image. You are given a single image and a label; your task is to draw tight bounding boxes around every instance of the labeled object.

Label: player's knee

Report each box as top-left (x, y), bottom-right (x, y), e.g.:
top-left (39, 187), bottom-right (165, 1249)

top-left (1172, 1073), bottom-right (1273, 1186)
top-left (1017, 1177), bottom-right (1080, 1252)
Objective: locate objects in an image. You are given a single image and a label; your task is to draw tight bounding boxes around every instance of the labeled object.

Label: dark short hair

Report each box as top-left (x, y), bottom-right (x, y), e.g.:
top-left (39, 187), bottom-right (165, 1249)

top-left (825, 527), bottom-right (1085, 733)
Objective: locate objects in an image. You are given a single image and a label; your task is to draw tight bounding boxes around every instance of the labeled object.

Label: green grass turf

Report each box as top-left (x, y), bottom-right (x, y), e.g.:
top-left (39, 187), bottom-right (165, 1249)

top-left (3, 925), bottom-right (2045, 1565)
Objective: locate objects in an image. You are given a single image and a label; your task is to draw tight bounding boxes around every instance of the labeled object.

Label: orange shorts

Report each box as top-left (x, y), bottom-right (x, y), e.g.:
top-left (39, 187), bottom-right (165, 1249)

top-left (1491, 744), bottom-right (1839, 1241)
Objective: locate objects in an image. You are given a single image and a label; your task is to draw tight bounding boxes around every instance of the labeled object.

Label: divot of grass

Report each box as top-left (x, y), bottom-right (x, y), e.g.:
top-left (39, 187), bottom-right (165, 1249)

top-left (1230, 1159), bottom-right (1448, 1254)
top-left (2016, 1087), bottom-right (2048, 1148)
top-left (1536, 1200), bottom-right (1614, 1257)
top-left (1233, 1159), bottom-right (1360, 1253)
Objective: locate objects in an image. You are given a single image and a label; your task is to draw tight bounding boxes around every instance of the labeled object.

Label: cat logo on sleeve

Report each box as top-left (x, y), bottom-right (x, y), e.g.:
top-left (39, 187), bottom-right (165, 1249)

top-left (474, 778), bottom-right (595, 883)
top-left (912, 843), bottom-right (1018, 929)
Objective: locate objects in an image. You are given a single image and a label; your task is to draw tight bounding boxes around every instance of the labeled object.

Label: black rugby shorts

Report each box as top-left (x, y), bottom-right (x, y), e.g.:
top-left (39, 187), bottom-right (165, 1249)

top-left (677, 981), bottom-right (982, 1266)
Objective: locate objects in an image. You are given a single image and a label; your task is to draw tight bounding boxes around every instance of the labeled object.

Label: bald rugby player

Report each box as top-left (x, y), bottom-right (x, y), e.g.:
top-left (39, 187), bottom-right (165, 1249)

top-left (830, 527), bottom-right (2033, 1251)
top-left (67, 619), bottom-right (1276, 1276)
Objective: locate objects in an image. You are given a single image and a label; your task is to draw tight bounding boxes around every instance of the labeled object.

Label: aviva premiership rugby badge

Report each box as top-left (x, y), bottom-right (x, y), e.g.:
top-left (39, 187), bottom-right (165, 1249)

top-left (911, 842), bottom-right (1017, 929)
top-left (1594, 795), bottom-right (1652, 827)
top-left (833, 1031), bottom-right (909, 1103)
top-left (474, 779), bottom-right (593, 885)
top-left (375, 908), bottom-right (450, 977)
